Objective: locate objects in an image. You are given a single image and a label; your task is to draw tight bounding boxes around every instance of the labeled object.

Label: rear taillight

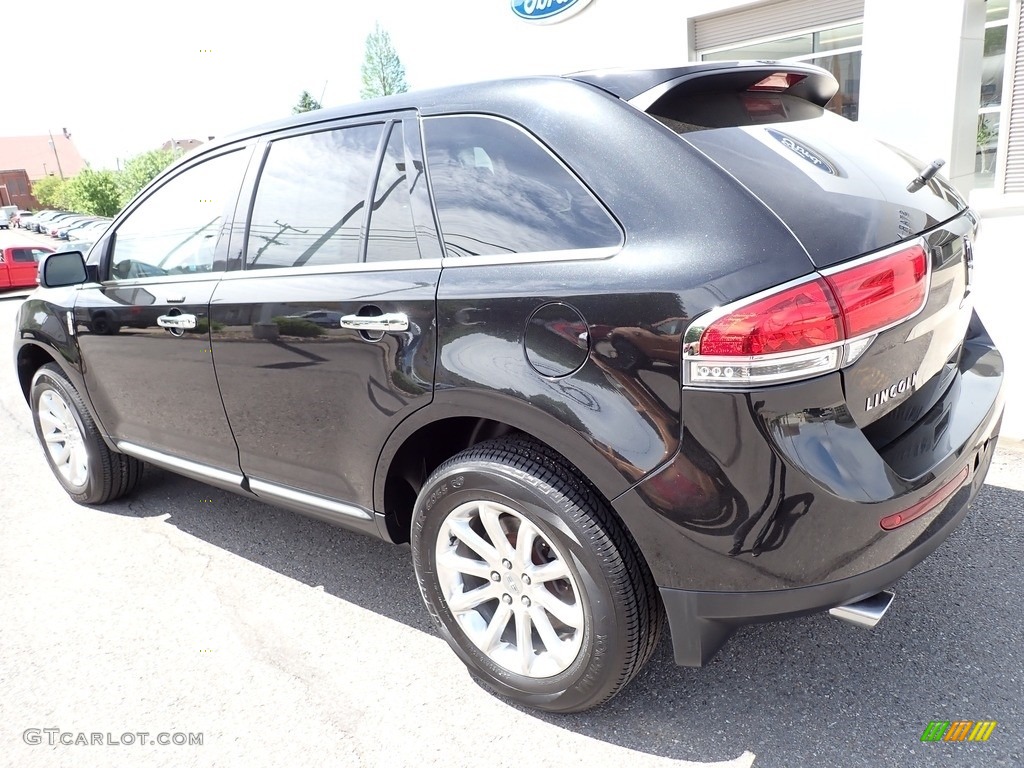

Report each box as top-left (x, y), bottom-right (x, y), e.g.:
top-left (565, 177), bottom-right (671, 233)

top-left (825, 246), bottom-right (928, 338)
top-left (684, 241), bottom-right (930, 387)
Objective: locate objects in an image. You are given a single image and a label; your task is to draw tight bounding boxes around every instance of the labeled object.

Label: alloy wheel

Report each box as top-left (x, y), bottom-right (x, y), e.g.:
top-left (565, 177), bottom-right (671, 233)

top-left (37, 389), bottom-right (89, 489)
top-left (435, 499), bottom-right (585, 678)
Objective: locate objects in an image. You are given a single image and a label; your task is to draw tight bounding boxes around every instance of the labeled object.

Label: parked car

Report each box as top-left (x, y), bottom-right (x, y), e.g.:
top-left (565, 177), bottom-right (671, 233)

top-left (0, 245), bottom-right (54, 289)
top-left (19, 211), bottom-right (45, 232)
top-left (57, 218), bottom-right (107, 240)
top-left (27, 210), bottom-right (70, 234)
top-left (61, 239), bottom-right (95, 256)
top-left (35, 212), bottom-right (78, 236)
top-left (0, 205), bottom-right (17, 229)
top-left (14, 61), bottom-right (1004, 713)
top-left (61, 219), bottom-right (110, 241)
top-left (46, 215), bottom-right (92, 238)
top-left (11, 209), bottom-right (33, 228)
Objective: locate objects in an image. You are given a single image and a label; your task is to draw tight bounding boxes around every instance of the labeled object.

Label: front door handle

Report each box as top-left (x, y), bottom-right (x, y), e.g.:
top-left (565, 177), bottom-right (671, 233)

top-left (157, 313), bottom-right (198, 330)
top-left (339, 313), bottom-right (409, 332)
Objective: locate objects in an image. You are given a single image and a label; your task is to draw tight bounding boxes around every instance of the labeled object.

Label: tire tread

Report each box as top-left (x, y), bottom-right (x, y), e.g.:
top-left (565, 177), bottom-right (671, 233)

top-left (32, 363), bottom-right (143, 505)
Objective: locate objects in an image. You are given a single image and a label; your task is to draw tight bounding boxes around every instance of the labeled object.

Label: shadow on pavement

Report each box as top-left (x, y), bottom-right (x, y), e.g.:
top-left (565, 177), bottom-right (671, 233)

top-left (100, 468), bottom-right (1024, 767)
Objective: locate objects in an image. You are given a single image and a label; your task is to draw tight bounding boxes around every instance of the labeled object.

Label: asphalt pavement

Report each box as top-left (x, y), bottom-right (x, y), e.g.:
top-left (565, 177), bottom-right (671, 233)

top-left (1, 226), bottom-right (1022, 767)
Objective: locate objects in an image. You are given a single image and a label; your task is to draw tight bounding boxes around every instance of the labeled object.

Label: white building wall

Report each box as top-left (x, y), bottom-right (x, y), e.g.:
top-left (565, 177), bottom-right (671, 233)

top-left (410, 1), bottom-right (694, 87)
top-left (850, 0), bottom-right (986, 191)
top-left (453, 0), bottom-right (1015, 202)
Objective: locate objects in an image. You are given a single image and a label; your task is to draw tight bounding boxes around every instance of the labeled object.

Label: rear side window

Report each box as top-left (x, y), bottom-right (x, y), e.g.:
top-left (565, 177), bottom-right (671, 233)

top-left (246, 124), bottom-right (383, 269)
top-left (423, 116), bottom-right (621, 258)
top-left (366, 122), bottom-right (421, 263)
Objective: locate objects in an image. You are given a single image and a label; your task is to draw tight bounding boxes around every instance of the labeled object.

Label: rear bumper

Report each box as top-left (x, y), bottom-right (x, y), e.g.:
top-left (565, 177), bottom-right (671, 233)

top-left (611, 313), bottom-right (1004, 665)
top-left (658, 426), bottom-right (996, 665)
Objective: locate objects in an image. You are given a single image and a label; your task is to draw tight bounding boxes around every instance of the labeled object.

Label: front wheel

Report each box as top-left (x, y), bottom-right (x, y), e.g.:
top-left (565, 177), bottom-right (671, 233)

top-left (30, 363), bottom-right (143, 504)
top-left (411, 437), bottom-right (662, 712)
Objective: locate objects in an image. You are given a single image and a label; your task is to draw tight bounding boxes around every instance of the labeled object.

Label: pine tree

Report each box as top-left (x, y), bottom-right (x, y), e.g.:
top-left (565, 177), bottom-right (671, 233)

top-left (360, 23), bottom-right (409, 100)
top-left (293, 90), bottom-right (322, 114)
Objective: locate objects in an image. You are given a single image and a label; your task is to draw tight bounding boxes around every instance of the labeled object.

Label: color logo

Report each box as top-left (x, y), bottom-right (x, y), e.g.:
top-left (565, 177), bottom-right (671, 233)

top-left (511, 0), bottom-right (594, 24)
top-left (921, 721), bottom-right (997, 742)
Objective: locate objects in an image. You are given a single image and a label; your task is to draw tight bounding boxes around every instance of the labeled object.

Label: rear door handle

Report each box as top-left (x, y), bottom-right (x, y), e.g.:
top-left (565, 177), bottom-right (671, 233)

top-left (339, 313), bottom-right (409, 332)
top-left (157, 314), bottom-right (198, 329)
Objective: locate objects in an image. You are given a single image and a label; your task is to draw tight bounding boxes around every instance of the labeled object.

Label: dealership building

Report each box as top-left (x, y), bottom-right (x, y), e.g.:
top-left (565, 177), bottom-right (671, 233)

top-left (507, 0), bottom-right (1023, 210)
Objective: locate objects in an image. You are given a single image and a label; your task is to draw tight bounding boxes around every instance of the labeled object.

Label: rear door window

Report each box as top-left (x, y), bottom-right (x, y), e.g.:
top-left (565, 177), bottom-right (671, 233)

top-left (245, 124), bottom-right (384, 269)
top-left (422, 115), bottom-right (621, 258)
top-left (365, 121), bottom-right (422, 264)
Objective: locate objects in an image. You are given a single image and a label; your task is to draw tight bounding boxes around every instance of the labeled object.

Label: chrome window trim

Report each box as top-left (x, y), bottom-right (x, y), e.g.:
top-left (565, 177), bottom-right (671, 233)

top-left (440, 245), bottom-right (620, 268)
top-left (217, 257), bottom-right (443, 281)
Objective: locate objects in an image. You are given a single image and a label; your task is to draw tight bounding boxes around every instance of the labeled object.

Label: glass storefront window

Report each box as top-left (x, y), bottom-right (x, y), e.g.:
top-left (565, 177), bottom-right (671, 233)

top-left (810, 51), bottom-right (861, 120)
top-left (815, 23), bottom-right (863, 52)
top-left (701, 34), bottom-right (813, 61)
top-left (975, 3), bottom-right (1010, 188)
top-left (986, 0), bottom-right (1009, 23)
top-left (976, 113), bottom-right (1000, 188)
top-left (981, 25), bottom-right (1007, 107)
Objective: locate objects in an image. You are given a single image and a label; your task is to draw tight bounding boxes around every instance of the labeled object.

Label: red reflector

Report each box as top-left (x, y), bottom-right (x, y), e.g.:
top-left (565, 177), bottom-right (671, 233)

top-left (700, 279), bottom-right (841, 356)
top-left (880, 466), bottom-right (969, 530)
top-left (748, 72), bottom-right (807, 92)
top-left (825, 245), bottom-right (928, 338)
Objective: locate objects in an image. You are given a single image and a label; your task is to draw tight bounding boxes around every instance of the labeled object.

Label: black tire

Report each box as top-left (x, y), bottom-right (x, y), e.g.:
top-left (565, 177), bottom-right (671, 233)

top-left (411, 437), bottom-right (662, 713)
top-left (30, 363), bottom-right (143, 504)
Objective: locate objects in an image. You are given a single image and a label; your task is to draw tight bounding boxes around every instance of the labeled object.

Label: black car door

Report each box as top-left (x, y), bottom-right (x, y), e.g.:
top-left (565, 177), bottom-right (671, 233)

top-left (209, 114), bottom-right (442, 521)
top-left (73, 146), bottom-right (253, 479)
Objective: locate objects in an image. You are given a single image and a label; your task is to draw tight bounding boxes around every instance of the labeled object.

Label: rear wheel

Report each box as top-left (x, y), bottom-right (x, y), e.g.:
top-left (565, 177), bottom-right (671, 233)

top-left (30, 363), bottom-right (143, 504)
top-left (411, 437), bottom-right (662, 712)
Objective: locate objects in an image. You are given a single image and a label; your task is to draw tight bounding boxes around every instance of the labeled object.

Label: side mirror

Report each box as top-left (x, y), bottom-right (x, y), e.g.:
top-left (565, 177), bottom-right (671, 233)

top-left (38, 251), bottom-right (88, 288)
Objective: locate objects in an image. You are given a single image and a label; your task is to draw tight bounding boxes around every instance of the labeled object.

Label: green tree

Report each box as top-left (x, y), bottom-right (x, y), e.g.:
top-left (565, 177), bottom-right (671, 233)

top-left (293, 90), bottom-right (322, 114)
top-left (360, 23), bottom-right (408, 99)
top-left (118, 149), bottom-right (177, 207)
top-left (62, 169), bottom-right (122, 217)
top-left (32, 175), bottom-right (67, 209)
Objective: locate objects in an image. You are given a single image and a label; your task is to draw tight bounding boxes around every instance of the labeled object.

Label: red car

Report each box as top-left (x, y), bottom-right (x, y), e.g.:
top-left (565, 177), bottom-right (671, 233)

top-left (0, 246), bottom-right (55, 290)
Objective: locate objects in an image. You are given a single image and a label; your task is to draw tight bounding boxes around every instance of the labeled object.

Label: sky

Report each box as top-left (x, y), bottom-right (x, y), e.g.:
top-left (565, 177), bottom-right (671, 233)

top-left (3, 0), bottom-right (720, 171)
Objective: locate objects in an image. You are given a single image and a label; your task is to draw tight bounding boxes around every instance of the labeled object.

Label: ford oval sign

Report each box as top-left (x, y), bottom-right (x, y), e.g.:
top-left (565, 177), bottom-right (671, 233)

top-left (512, 0), bottom-right (595, 24)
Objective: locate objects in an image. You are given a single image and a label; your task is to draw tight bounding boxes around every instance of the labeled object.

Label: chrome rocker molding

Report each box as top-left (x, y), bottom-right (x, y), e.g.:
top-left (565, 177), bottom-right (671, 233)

top-left (247, 479), bottom-right (381, 536)
top-left (248, 479), bottom-right (373, 521)
top-left (116, 442), bottom-right (378, 535)
top-left (117, 441), bottom-right (245, 492)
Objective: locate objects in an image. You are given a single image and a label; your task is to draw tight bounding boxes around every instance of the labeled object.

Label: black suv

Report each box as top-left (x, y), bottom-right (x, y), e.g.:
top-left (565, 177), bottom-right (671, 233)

top-left (14, 62), bottom-right (1004, 712)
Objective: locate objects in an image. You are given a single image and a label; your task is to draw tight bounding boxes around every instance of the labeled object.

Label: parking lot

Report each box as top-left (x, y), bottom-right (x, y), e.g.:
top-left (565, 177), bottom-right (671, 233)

top-left (1, 224), bottom-right (1022, 767)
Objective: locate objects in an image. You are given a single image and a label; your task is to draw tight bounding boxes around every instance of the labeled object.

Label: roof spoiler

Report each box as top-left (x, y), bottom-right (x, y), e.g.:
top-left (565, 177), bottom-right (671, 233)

top-left (567, 61), bottom-right (839, 112)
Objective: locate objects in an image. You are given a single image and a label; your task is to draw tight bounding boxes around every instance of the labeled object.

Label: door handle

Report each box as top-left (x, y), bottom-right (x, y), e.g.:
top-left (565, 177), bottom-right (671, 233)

top-left (157, 314), bottom-right (198, 329)
top-left (340, 313), bottom-right (409, 332)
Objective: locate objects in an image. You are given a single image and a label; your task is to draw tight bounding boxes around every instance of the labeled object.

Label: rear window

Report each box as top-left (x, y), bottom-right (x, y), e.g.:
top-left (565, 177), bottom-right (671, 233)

top-left (423, 115), bottom-right (621, 258)
top-left (649, 93), bottom-right (826, 134)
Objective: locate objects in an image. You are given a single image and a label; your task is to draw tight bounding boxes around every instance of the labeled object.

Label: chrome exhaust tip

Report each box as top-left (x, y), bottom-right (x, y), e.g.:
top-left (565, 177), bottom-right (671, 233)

top-left (828, 590), bottom-right (895, 629)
